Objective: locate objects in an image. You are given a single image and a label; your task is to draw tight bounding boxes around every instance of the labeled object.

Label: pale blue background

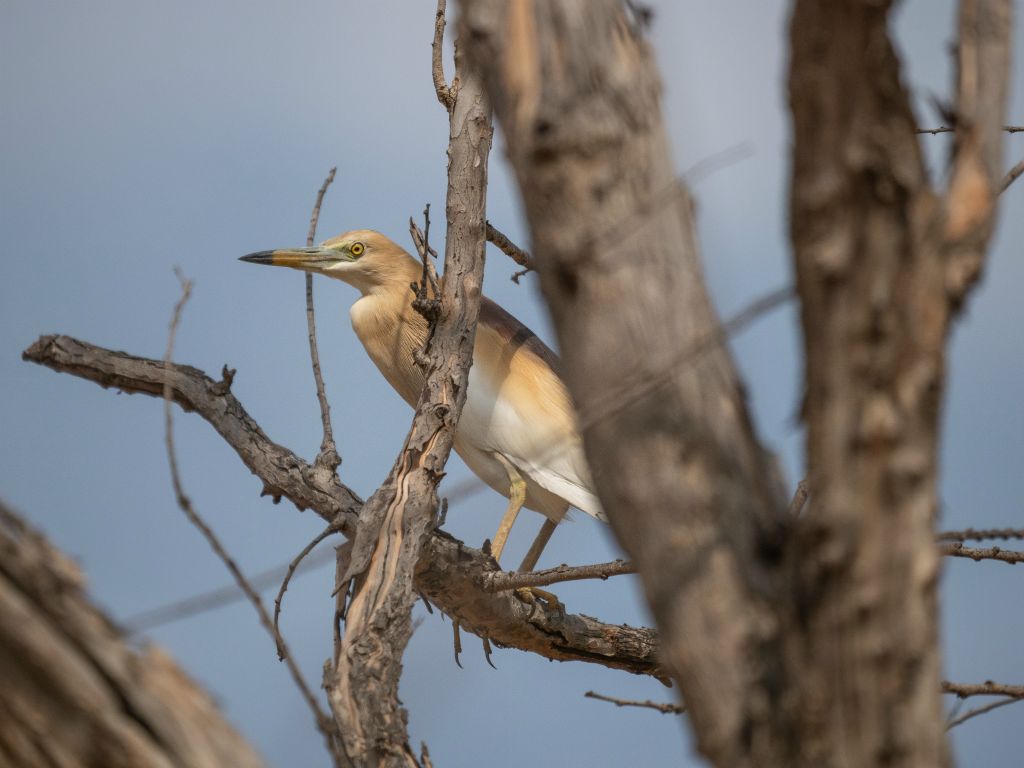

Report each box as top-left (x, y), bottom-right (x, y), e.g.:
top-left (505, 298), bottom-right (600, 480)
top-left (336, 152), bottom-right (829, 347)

top-left (2, 1), bottom-right (1022, 765)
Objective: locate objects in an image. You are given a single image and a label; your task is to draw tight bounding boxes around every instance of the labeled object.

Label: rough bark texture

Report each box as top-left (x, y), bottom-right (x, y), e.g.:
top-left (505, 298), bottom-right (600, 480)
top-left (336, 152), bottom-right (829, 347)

top-left (459, 1), bottom-right (793, 764)
top-left (0, 501), bottom-right (266, 768)
top-left (787, 1), bottom-right (1009, 765)
top-left (460, 0), bottom-right (1011, 766)
top-left (22, 334), bottom-right (662, 679)
top-left (324, 46), bottom-right (492, 767)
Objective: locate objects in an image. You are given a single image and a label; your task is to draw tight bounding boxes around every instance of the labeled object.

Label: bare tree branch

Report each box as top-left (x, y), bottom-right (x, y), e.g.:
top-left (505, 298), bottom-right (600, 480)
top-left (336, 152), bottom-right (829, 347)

top-left (941, 542), bottom-right (1024, 564)
top-left (917, 124), bottom-right (1023, 134)
top-left (484, 559), bottom-right (635, 592)
top-left (584, 690), bottom-right (684, 715)
top-left (942, 681), bottom-right (1024, 699)
top-left (431, 0), bottom-right (456, 110)
top-left (937, 527), bottom-right (1024, 542)
top-left (322, 19), bottom-right (495, 760)
top-left (1000, 156), bottom-right (1024, 193)
top-left (946, 697), bottom-right (1022, 730)
top-left (22, 334), bottom-right (662, 678)
top-left (160, 274), bottom-right (346, 766)
top-left (484, 221), bottom-right (535, 281)
top-left (305, 166), bottom-right (341, 473)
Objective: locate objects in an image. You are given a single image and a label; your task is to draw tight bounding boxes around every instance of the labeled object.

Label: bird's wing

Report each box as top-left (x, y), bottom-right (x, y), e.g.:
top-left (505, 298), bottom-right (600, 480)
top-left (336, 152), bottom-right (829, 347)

top-left (465, 298), bottom-right (606, 522)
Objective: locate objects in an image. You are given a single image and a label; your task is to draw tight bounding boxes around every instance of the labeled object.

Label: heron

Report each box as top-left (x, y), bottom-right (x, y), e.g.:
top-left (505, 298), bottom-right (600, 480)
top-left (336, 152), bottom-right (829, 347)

top-left (240, 230), bottom-right (604, 575)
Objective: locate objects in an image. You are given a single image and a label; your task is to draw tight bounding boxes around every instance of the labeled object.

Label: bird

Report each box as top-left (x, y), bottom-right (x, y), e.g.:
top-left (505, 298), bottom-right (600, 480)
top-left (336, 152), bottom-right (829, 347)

top-left (240, 229), bottom-right (604, 574)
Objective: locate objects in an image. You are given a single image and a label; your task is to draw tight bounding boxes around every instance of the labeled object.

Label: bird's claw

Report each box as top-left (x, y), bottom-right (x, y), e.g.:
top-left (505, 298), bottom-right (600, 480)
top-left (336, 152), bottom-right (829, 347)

top-left (514, 586), bottom-right (564, 614)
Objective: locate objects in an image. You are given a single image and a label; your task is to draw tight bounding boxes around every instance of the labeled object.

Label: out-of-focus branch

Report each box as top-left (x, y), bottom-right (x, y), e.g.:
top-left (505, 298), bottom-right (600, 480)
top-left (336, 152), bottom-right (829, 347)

top-left (937, 527), bottom-right (1024, 542)
top-left (0, 501), bottom-right (268, 768)
top-left (917, 124), bottom-right (1023, 134)
top-left (584, 690), bottom-right (684, 715)
top-left (941, 543), bottom-right (1024, 564)
top-left (942, 681), bottom-right (1024, 699)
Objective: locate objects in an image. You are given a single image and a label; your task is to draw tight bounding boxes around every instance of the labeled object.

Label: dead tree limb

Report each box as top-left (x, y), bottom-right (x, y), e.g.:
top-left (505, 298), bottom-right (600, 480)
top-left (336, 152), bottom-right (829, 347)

top-left (21, 334), bottom-right (662, 679)
top-left (0, 501), bottom-right (266, 768)
top-left (323, 35), bottom-right (492, 761)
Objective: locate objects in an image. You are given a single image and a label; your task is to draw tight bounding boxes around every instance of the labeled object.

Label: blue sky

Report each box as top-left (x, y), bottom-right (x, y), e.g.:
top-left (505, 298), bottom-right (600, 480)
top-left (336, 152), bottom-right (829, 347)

top-left (2, 1), bottom-right (1022, 765)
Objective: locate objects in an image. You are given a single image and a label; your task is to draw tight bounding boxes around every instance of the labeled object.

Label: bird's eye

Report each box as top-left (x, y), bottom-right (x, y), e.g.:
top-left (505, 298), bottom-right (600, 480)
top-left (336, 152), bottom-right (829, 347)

top-left (350, 242), bottom-right (365, 257)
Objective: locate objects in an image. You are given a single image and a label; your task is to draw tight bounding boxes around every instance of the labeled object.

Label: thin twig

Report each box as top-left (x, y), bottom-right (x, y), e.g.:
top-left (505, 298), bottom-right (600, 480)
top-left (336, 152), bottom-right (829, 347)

top-left (160, 273), bottom-right (343, 764)
top-left (1000, 157), bottom-right (1024, 193)
top-left (118, 477), bottom-right (488, 633)
top-left (942, 681), bottom-right (1024, 699)
top-left (916, 124), bottom-right (1024, 134)
top-left (936, 527), bottom-right (1024, 543)
top-left (484, 559), bottom-right (635, 592)
top-left (485, 221), bottom-right (535, 281)
top-left (432, 0), bottom-right (456, 110)
top-left (584, 690), bottom-right (684, 715)
top-left (305, 166), bottom-right (341, 471)
top-left (409, 207), bottom-right (442, 330)
top-left (273, 522), bottom-right (343, 659)
top-left (947, 697), bottom-right (1022, 730)
top-left (940, 542), bottom-right (1024, 564)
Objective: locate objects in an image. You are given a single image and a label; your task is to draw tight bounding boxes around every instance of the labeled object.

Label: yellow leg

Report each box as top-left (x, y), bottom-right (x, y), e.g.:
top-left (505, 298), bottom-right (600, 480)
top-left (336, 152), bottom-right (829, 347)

top-left (489, 456), bottom-right (526, 565)
top-left (514, 519), bottom-right (564, 612)
top-left (518, 518), bottom-right (558, 572)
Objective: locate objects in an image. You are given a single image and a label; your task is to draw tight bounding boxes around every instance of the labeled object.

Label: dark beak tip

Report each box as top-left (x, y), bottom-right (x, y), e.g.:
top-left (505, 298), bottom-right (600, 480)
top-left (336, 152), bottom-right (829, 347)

top-left (239, 251), bottom-right (274, 265)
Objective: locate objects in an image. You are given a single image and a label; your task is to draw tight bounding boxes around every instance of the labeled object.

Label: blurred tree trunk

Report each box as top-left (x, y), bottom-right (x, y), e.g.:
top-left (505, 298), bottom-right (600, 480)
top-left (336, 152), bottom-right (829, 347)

top-left (459, 0), bottom-right (1009, 766)
top-left (0, 501), bottom-right (266, 768)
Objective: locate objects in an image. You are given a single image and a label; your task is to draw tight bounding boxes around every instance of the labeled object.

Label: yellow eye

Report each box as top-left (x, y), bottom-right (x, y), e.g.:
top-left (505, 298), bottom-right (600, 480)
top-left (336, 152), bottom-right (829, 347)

top-left (350, 242), bottom-right (365, 257)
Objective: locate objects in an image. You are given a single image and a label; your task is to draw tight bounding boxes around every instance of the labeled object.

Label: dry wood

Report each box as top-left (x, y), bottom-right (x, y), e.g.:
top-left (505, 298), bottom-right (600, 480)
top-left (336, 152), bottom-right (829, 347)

top-left (21, 334), bottom-right (662, 679)
top-left (787, 0), bottom-right (1010, 764)
top-left (0, 501), bottom-right (266, 768)
top-left (460, 0), bottom-right (1013, 765)
top-left (323, 34), bottom-right (493, 763)
top-left (460, 1), bottom-right (792, 764)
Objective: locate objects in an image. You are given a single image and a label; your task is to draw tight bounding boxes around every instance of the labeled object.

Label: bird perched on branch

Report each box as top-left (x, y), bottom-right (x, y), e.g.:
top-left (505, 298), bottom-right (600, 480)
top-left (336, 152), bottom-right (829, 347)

top-left (240, 230), bottom-right (604, 573)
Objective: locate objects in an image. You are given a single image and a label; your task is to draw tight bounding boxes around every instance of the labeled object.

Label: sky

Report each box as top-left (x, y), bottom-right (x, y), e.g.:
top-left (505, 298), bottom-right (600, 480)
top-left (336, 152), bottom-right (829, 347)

top-left (1, 1), bottom-right (1022, 765)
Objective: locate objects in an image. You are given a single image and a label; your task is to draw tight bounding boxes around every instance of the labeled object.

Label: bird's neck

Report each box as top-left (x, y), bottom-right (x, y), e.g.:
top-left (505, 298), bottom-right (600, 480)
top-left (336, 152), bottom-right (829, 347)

top-left (348, 261), bottom-right (430, 407)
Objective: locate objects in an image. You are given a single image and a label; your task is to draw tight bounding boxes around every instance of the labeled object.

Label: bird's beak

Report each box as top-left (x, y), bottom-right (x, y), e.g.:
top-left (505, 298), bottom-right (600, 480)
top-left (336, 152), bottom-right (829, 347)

top-left (239, 246), bottom-right (347, 272)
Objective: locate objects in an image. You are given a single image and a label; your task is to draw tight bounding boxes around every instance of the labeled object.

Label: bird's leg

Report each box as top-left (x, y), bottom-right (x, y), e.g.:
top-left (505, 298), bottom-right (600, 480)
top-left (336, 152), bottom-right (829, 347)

top-left (514, 519), bottom-right (564, 612)
top-left (489, 457), bottom-right (526, 565)
top-left (518, 518), bottom-right (557, 573)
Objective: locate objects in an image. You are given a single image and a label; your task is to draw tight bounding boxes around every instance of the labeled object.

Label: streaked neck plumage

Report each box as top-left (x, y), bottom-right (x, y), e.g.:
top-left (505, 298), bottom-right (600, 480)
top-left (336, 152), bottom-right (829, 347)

top-left (340, 248), bottom-right (429, 407)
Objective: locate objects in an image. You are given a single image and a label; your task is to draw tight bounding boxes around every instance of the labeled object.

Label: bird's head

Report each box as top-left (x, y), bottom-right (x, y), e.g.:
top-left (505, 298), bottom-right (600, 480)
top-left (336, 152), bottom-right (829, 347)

top-left (240, 229), bottom-right (418, 295)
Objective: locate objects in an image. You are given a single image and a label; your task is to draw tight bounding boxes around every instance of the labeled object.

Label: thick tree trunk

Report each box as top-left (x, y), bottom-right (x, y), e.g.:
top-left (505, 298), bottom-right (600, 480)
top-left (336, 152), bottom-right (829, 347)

top-left (786, 1), bottom-right (1009, 765)
top-left (0, 501), bottom-right (266, 768)
top-left (460, 2), bottom-right (794, 764)
top-left (460, 0), bottom-right (1010, 766)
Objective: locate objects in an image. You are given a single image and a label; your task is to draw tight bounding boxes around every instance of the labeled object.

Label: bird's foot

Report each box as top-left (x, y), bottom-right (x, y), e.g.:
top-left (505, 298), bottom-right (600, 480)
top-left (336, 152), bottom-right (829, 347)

top-left (514, 586), bottom-right (564, 614)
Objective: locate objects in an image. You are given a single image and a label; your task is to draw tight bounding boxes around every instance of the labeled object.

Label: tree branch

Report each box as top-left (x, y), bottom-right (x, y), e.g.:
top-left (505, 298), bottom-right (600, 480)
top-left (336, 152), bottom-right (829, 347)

top-left (940, 542), bottom-right (1024, 564)
top-left (584, 690), bottom-right (684, 715)
top-left (484, 221), bottom-right (535, 281)
top-left (304, 166), bottom-right (342, 473)
top-left (22, 335), bottom-right (663, 679)
top-left (484, 559), bottom-right (635, 592)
